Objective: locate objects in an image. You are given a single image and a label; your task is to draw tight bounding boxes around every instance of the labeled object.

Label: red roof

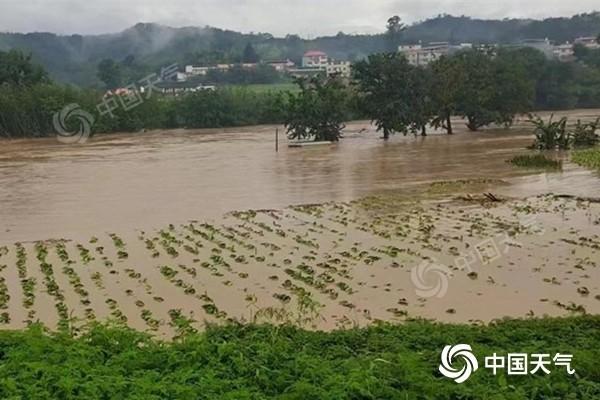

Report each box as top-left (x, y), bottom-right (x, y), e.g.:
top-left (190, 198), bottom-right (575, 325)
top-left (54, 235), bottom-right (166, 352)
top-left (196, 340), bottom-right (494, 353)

top-left (304, 50), bottom-right (327, 57)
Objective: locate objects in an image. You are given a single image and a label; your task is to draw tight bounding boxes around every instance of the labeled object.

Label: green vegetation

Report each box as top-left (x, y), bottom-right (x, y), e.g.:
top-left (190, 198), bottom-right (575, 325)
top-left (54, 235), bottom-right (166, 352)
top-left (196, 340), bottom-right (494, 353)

top-left (2, 14), bottom-right (600, 85)
top-left (572, 148), bottom-right (600, 170)
top-left (509, 154), bottom-right (563, 170)
top-left (353, 48), bottom-right (538, 137)
top-left (353, 52), bottom-right (431, 138)
top-left (1, 39), bottom-right (599, 139)
top-left (0, 316), bottom-right (597, 398)
top-left (529, 115), bottom-right (599, 150)
top-left (284, 77), bottom-right (349, 142)
top-left (572, 118), bottom-right (600, 147)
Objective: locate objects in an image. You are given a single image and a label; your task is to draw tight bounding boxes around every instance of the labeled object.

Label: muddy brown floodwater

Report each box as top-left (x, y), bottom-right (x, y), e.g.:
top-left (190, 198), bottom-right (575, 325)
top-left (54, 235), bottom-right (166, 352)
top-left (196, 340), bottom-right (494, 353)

top-left (1, 110), bottom-right (599, 243)
top-left (0, 110), bottom-right (599, 337)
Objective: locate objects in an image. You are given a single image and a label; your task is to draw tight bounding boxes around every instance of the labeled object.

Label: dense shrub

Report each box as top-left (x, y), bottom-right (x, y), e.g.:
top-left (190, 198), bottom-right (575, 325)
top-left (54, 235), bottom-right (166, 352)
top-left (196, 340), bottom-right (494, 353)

top-left (0, 317), bottom-right (597, 399)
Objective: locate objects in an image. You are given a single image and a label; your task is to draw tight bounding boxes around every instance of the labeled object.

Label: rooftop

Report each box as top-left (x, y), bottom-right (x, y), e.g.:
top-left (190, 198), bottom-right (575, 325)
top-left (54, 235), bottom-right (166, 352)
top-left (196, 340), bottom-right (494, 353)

top-left (303, 50), bottom-right (327, 57)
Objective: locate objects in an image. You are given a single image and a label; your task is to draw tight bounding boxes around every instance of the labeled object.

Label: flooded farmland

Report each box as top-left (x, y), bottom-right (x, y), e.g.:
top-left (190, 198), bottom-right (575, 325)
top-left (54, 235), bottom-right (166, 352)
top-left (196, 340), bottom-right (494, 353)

top-left (0, 110), bottom-right (599, 337)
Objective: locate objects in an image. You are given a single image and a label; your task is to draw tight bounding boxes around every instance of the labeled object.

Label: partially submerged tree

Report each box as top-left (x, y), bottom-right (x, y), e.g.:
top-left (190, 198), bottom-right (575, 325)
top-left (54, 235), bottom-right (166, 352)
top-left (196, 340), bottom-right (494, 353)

top-left (489, 49), bottom-right (535, 127)
top-left (453, 49), bottom-right (496, 131)
top-left (353, 52), bottom-right (421, 139)
top-left (429, 55), bottom-right (464, 134)
top-left (284, 76), bottom-right (346, 142)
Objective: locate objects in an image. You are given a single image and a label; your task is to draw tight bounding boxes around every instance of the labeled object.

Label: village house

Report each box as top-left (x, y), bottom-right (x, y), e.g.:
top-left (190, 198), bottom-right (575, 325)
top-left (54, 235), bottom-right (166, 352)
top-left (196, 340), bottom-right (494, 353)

top-left (265, 59), bottom-right (296, 72)
top-left (398, 42), bottom-right (472, 66)
top-left (574, 36), bottom-right (600, 49)
top-left (301, 50), bottom-right (329, 68)
top-left (291, 50), bottom-right (352, 78)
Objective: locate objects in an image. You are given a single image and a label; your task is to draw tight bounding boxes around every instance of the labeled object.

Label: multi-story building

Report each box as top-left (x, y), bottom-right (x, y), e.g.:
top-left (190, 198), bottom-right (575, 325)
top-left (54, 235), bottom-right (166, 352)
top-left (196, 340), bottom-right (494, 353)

top-left (325, 60), bottom-right (352, 78)
top-left (552, 43), bottom-right (575, 62)
top-left (266, 59), bottom-right (296, 72)
top-left (184, 65), bottom-right (210, 76)
top-left (574, 36), bottom-right (600, 49)
top-left (520, 38), bottom-right (554, 58)
top-left (398, 42), bottom-right (472, 66)
top-left (291, 51), bottom-right (352, 78)
top-left (302, 50), bottom-right (329, 68)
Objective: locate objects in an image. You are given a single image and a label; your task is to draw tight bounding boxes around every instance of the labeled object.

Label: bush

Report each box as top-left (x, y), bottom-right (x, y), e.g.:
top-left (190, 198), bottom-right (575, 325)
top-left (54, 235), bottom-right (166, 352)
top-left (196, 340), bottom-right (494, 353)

top-left (528, 114), bottom-right (570, 150)
top-left (571, 118), bottom-right (600, 148)
top-left (0, 317), bottom-right (598, 399)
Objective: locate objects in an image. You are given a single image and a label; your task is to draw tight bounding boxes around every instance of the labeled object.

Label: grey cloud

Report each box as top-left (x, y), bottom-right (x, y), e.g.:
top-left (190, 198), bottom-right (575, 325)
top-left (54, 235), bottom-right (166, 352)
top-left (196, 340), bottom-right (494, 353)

top-left (0, 0), bottom-right (597, 36)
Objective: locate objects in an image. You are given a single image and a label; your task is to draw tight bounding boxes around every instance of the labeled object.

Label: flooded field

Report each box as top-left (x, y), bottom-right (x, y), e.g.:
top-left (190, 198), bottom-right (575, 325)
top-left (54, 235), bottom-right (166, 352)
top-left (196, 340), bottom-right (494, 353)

top-left (1, 110), bottom-right (599, 243)
top-left (0, 109), bottom-right (599, 337)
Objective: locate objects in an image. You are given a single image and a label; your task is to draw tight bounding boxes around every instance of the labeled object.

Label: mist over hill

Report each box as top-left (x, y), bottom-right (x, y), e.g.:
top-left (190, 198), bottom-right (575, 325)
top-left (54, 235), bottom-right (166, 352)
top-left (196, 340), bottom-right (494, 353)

top-left (1, 12), bottom-right (599, 86)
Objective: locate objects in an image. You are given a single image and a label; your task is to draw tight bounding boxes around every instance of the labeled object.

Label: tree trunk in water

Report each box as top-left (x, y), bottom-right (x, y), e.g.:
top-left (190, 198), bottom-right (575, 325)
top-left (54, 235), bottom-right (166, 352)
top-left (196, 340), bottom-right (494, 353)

top-left (383, 129), bottom-right (390, 140)
top-left (466, 117), bottom-right (479, 131)
top-left (421, 125), bottom-right (427, 136)
top-left (446, 115), bottom-right (453, 135)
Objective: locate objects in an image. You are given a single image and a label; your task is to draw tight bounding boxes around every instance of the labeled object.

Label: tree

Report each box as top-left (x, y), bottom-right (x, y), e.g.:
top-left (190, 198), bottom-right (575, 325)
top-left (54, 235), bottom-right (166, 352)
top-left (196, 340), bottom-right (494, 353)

top-left (285, 76), bottom-right (347, 142)
top-left (407, 66), bottom-right (433, 135)
top-left (242, 43), bottom-right (259, 64)
top-left (353, 52), bottom-right (424, 139)
top-left (429, 55), bottom-right (465, 134)
top-left (0, 49), bottom-right (48, 86)
top-left (453, 49), bottom-right (496, 131)
top-left (386, 16), bottom-right (406, 51)
top-left (97, 59), bottom-right (122, 90)
top-left (490, 49), bottom-right (535, 127)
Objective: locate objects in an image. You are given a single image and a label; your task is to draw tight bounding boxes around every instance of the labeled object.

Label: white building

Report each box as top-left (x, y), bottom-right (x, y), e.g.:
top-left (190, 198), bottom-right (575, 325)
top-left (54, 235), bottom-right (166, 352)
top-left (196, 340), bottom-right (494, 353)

top-left (295, 51), bottom-right (352, 78)
top-left (184, 65), bottom-right (210, 76)
top-left (520, 38), bottom-right (554, 58)
top-left (266, 59), bottom-right (296, 72)
top-left (326, 60), bottom-right (352, 78)
top-left (574, 36), bottom-right (600, 49)
top-left (552, 43), bottom-right (575, 62)
top-left (302, 51), bottom-right (329, 68)
top-left (398, 42), bottom-right (472, 66)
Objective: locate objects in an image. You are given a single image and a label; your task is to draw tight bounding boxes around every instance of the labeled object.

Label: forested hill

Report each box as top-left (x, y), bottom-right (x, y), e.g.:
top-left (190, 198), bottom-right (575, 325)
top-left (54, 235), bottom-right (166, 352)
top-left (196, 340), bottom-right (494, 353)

top-left (1, 12), bottom-right (599, 86)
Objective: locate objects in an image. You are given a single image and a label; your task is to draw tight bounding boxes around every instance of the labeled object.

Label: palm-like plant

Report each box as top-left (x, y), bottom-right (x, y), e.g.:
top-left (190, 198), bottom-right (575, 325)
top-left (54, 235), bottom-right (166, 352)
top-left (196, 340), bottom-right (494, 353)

top-left (528, 114), bottom-right (569, 150)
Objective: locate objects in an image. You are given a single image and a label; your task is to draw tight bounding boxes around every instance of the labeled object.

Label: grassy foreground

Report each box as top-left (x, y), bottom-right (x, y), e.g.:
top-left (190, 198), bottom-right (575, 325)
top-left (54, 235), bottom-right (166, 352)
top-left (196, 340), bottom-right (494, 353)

top-left (0, 317), bottom-right (598, 399)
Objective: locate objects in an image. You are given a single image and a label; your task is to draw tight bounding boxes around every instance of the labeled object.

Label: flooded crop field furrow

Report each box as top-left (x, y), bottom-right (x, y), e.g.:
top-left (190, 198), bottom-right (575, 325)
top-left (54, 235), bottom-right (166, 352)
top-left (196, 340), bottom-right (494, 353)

top-left (1, 110), bottom-right (600, 337)
top-left (0, 191), bottom-right (598, 337)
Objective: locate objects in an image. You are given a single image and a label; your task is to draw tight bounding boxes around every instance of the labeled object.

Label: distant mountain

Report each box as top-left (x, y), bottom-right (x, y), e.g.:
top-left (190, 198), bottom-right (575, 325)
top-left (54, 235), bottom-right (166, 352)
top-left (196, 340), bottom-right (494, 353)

top-left (1, 13), bottom-right (599, 86)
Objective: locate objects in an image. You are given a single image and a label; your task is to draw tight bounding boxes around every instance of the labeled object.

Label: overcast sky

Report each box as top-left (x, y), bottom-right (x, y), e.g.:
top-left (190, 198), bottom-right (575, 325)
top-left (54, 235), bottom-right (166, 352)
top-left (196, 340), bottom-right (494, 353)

top-left (0, 0), bottom-right (597, 37)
